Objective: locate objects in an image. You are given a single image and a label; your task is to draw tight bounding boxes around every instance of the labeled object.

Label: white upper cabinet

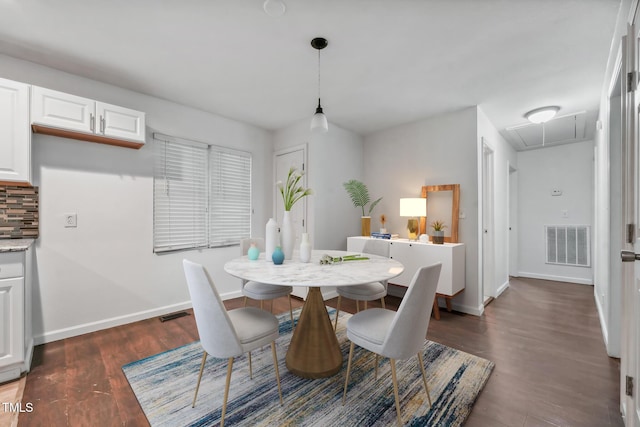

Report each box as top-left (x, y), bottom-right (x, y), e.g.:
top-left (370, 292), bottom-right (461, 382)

top-left (31, 86), bottom-right (146, 148)
top-left (0, 77), bottom-right (31, 184)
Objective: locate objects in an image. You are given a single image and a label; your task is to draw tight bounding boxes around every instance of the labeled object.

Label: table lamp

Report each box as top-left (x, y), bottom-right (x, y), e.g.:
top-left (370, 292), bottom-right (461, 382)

top-left (400, 198), bottom-right (426, 240)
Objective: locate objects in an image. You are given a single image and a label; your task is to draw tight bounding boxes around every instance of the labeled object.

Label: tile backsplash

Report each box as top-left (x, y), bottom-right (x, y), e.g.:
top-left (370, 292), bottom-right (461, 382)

top-left (0, 185), bottom-right (39, 239)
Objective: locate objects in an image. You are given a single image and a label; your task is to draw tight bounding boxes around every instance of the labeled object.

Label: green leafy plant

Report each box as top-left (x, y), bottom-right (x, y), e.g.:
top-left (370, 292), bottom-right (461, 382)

top-left (430, 220), bottom-right (447, 231)
top-left (277, 167), bottom-right (312, 211)
top-left (343, 179), bottom-right (382, 216)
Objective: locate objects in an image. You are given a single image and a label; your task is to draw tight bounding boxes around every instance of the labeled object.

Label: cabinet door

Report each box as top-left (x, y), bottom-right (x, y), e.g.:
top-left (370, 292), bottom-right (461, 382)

top-left (31, 86), bottom-right (94, 134)
top-left (97, 102), bottom-right (146, 143)
top-left (388, 242), bottom-right (422, 287)
top-left (0, 277), bottom-right (24, 367)
top-left (0, 78), bottom-right (30, 183)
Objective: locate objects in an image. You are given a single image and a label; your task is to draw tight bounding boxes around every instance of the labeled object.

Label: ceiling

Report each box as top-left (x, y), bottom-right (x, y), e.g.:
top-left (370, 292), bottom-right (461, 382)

top-left (0, 0), bottom-right (622, 149)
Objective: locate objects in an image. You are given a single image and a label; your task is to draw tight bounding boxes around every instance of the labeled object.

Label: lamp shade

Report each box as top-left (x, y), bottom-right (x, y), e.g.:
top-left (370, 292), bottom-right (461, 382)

top-left (311, 111), bottom-right (328, 133)
top-left (400, 198), bottom-right (426, 217)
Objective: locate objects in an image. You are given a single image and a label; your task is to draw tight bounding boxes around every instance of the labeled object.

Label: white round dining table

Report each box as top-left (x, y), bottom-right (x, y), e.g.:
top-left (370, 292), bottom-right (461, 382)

top-left (224, 249), bottom-right (404, 378)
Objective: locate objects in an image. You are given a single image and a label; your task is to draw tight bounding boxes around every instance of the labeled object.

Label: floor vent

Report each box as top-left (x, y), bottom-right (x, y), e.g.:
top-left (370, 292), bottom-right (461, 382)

top-left (159, 311), bottom-right (190, 322)
top-left (545, 225), bottom-right (590, 267)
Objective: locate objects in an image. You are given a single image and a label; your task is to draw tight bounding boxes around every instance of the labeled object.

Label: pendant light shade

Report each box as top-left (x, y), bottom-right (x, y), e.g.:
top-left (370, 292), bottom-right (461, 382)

top-left (310, 37), bottom-right (328, 133)
top-left (311, 98), bottom-right (328, 133)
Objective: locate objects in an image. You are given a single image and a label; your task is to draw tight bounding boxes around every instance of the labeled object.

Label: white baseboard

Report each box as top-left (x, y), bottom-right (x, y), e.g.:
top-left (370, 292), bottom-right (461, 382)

top-left (34, 300), bottom-right (195, 345)
top-left (448, 302), bottom-right (484, 316)
top-left (496, 280), bottom-right (510, 297)
top-left (517, 271), bottom-right (593, 285)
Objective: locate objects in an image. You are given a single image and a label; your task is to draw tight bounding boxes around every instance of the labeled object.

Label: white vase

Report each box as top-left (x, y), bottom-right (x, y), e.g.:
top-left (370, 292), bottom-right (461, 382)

top-left (281, 211), bottom-right (295, 260)
top-left (265, 218), bottom-right (279, 262)
top-left (300, 233), bottom-right (312, 263)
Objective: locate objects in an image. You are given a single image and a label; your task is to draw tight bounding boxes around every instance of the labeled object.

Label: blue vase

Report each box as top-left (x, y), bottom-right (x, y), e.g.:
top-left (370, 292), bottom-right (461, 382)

top-left (247, 243), bottom-right (260, 260)
top-left (272, 246), bottom-right (285, 265)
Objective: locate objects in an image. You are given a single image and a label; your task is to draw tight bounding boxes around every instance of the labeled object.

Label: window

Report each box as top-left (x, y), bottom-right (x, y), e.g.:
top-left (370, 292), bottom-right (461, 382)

top-left (153, 133), bottom-right (251, 253)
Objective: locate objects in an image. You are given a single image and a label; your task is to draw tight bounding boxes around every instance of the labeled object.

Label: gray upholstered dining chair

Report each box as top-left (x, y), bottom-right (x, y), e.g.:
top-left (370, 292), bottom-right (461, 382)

top-left (342, 263), bottom-right (442, 427)
top-left (240, 238), bottom-right (294, 324)
top-left (334, 238), bottom-right (390, 330)
top-left (183, 259), bottom-right (283, 427)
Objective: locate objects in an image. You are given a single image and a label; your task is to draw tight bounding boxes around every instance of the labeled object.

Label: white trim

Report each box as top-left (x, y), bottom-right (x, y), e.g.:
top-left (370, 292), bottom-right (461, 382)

top-left (517, 271), bottom-right (593, 285)
top-left (449, 301), bottom-right (484, 316)
top-left (496, 280), bottom-right (510, 297)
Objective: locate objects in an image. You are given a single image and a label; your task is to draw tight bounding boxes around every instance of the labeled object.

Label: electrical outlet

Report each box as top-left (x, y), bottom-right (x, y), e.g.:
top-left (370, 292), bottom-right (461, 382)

top-left (64, 213), bottom-right (77, 228)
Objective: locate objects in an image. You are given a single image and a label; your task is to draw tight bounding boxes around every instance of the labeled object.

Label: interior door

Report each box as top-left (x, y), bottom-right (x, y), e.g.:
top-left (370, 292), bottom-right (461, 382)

top-left (482, 140), bottom-right (496, 300)
top-left (621, 9), bottom-right (640, 425)
top-left (274, 146), bottom-right (307, 298)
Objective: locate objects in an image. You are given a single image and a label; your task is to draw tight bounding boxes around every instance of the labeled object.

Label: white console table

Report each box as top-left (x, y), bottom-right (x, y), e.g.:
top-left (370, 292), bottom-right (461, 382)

top-left (347, 236), bottom-right (465, 319)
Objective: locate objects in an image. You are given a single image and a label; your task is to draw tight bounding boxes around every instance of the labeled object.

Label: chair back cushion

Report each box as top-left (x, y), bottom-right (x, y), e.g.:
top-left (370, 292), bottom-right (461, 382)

top-left (381, 263), bottom-right (442, 360)
top-left (241, 237), bottom-right (265, 255)
top-left (183, 259), bottom-right (243, 358)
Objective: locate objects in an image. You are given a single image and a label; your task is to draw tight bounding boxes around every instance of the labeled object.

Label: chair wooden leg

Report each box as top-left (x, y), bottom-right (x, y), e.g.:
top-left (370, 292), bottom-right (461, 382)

top-left (243, 296), bottom-right (248, 307)
top-left (381, 297), bottom-right (386, 309)
top-left (342, 342), bottom-right (355, 405)
top-left (417, 352), bottom-right (432, 407)
top-left (270, 299), bottom-right (274, 313)
top-left (248, 351), bottom-right (252, 379)
top-left (364, 300), bottom-right (368, 310)
top-left (221, 357), bottom-right (234, 427)
top-left (334, 296), bottom-right (342, 331)
top-left (271, 341), bottom-right (283, 405)
top-left (390, 358), bottom-right (402, 427)
top-left (356, 300), bottom-right (360, 313)
top-left (374, 354), bottom-right (379, 380)
top-left (288, 295), bottom-right (294, 326)
top-left (192, 351), bottom-right (208, 408)
top-left (260, 300), bottom-right (264, 310)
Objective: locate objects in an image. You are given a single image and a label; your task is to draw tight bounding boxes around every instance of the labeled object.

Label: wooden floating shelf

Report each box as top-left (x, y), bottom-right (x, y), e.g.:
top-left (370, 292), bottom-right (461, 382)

top-left (31, 125), bottom-right (144, 150)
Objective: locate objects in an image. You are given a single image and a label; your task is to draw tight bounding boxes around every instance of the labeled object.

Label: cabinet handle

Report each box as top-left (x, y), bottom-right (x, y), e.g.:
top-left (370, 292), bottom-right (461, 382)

top-left (90, 114), bottom-right (95, 132)
top-left (100, 116), bottom-right (105, 134)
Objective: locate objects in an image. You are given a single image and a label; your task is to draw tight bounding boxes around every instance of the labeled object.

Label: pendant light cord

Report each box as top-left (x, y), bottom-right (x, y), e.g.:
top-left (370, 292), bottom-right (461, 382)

top-left (317, 49), bottom-right (321, 102)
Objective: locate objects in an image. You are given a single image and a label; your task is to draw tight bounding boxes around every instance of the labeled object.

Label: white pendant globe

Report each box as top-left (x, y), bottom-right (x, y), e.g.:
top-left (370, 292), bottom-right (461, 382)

top-left (311, 112), bottom-right (328, 133)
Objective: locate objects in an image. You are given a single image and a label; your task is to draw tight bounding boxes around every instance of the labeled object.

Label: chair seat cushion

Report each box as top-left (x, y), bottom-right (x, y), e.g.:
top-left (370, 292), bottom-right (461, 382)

top-left (243, 281), bottom-right (293, 299)
top-left (346, 308), bottom-right (395, 351)
top-left (228, 307), bottom-right (279, 350)
top-left (337, 282), bottom-right (386, 301)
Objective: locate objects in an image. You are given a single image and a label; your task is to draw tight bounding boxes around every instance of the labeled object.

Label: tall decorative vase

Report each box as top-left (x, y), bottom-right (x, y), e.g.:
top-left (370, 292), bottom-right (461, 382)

top-left (300, 233), bottom-right (312, 263)
top-left (361, 216), bottom-right (371, 236)
top-left (265, 218), bottom-right (279, 262)
top-left (281, 211), bottom-right (295, 260)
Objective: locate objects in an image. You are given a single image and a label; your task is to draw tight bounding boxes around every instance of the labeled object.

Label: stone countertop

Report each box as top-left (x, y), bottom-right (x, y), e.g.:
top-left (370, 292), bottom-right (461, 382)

top-left (0, 239), bottom-right (35, 252)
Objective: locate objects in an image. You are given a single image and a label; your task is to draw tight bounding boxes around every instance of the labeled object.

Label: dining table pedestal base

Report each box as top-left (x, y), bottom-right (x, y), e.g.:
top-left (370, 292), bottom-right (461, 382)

top-left (285, 287), bottom-right (342, 378)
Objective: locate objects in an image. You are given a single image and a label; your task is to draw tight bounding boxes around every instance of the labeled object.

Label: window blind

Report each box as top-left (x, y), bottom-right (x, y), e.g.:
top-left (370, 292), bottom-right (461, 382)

top-left (209, 147), bottom-right (251, 247)
top-left (154, 136), bottom-right (208, 252)
top-left (153, 133), bottom-right (252, 252)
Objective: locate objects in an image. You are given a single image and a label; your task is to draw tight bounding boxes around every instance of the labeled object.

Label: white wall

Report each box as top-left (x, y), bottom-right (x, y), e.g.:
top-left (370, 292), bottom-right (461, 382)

top-left (477, 107), bottom-right (518, 299)
top-left (363, 107), bottom-right (482, 315)
top-left (274, 119), bottom-right (364, 251)
top-left (517, 141), bottom-right (595, 284)
top-left (0, 54), bottom-right (274, 344)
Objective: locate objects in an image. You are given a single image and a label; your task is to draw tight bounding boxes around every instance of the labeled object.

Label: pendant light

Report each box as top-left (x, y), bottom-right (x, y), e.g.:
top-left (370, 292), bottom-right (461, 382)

top-left (310, 37), bottom-right (328, 133)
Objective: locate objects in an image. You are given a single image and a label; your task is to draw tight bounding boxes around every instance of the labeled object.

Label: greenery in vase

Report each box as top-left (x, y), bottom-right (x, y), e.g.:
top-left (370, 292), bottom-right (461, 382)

top-left (431, 220), bottom-right (447, 232)
top-left (277, 167), bottom-right (312, 211)
top-left (343, 179), bottom-right (382, 217)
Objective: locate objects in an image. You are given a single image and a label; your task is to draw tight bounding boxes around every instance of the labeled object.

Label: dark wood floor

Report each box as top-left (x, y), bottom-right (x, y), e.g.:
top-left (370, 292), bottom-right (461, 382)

top-left (17, 277), bottom-right (623, 426)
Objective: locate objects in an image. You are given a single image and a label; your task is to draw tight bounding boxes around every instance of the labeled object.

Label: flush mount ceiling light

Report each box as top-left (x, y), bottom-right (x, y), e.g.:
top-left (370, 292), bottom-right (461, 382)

top-left (310, 37), bottom-right (328, 133)
top-left (524, 106), bottom-right (560, 124)
top-left (263, 0), bottom-right (286, 17)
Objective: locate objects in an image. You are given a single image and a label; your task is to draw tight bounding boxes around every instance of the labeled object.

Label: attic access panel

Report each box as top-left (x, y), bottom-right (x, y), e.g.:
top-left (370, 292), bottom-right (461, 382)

top-left (505, 112), bottom-right (587, 148)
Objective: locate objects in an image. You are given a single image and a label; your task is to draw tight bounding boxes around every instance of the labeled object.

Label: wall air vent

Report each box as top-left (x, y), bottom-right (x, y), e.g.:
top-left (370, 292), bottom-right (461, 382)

top-left (505, 111), bottom-right (588, 149)
top-left (545, 225), bottom-right (590, 267)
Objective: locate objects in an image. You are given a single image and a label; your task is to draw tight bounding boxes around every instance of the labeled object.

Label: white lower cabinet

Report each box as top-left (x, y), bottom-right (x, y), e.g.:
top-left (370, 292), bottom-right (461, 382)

top-left (347, 236), bottom-right (465, 296)
top-left (0, 248), bottom-right (33, 382)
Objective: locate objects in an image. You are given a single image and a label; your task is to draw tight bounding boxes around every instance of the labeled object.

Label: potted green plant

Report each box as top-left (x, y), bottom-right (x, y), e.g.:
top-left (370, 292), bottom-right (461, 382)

top-left (343, 179), bottom-right (382, 236)
top-left (430, 220), bottom-right (446, 244)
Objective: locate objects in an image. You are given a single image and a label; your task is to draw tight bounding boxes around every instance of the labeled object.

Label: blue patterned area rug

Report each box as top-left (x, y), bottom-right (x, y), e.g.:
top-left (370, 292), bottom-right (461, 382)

top-left (123, 308), bottom-right (493, 426)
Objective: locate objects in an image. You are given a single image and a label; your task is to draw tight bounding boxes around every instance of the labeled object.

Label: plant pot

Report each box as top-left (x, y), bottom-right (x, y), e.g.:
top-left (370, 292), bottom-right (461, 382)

top-left (431, 230), bottom-right (445, 244)
top-left (361, 216), bottom-right (371, 236)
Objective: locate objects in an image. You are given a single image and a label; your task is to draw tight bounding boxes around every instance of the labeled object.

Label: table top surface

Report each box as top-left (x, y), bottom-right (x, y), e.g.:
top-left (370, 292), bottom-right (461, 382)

top-left (224, 249), bottom-right (404, 287)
